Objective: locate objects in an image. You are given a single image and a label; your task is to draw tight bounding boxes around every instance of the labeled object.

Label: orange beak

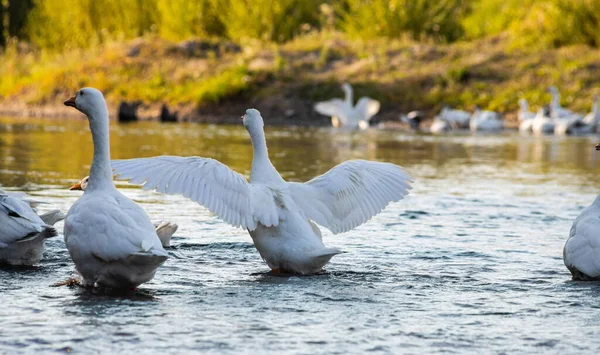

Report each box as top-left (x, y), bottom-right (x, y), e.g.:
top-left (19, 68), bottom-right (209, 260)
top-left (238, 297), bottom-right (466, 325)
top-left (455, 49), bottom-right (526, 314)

top-left (69, 181), bottom-right (83, 191)
top-left (64, 95), bottom-right (77, 108)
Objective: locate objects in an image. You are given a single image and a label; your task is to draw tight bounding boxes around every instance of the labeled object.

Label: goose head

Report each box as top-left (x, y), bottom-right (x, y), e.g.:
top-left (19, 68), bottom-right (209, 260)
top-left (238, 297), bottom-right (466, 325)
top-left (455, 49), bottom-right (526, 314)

top-left (64, 87), bottom-right (107, 118)
top-left (242, 108), bottom-right (264, 133)
top-left (69, 176), bottom-right (89, 191)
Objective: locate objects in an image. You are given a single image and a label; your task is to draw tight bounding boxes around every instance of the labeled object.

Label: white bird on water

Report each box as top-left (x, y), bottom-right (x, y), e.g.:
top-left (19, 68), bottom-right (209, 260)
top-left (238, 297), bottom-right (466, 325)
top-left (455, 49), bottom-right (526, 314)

top-left (111, 109), bottom-right (413, 275)
top-left (469, 107), bottom-right (503, 132)
top-left (0, 189), bottom-right (59, 266)
top-left (518, 99), bottom-right (536, 134)
top-left (62, 88), bottom-right (168, 288)
top-left (564, 143), bottom-right (600, 280)
top-left (69, 176), bottom-right (178, 248)
top-left (314, 83), bottom-right (380, 130)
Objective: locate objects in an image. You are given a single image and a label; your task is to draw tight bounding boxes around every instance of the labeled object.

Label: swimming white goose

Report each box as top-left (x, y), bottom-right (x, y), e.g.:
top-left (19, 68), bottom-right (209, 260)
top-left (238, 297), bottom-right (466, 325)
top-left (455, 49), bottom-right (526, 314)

top-left (111, 109), bottom-right (412, 275)
top-left (469, 107), bottom-right (503, 132)
top-left (518, 99), bottom-right (536, 133)
top-left (63, 88), bottom-right (168, 288)
top-left (0, 189), bottom-right (58, 265)
top-left (314, 83), bottom-right (380, 130)
top-left (69, 176), bottom-right (178, 247)
top-left (563, 143), bottom-right (600, 280)
top-left (438, 106), bottom-right (471, 129)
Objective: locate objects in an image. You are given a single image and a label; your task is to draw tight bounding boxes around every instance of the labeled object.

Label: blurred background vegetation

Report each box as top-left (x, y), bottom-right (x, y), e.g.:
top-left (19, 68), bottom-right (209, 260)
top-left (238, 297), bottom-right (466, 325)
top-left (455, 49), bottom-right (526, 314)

top-left (1, 0), bottom-right (600, 121)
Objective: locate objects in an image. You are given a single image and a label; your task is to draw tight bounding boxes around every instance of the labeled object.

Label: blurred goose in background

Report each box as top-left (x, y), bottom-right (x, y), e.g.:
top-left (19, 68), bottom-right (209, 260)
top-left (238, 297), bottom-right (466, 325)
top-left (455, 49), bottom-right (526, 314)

top-left (0, 189), bottom-right (58, 265)
top-left (400, 110), bottom-right (424, 131)
top-left (548, 86), bottom-right (581, 119)
top-left (314, 83), bottom-right (380, 130)
top-left (429, 118), bottom-right (452, 134)
top-left (469, 107), bottom-right (503, 132)
top-left (518, 99), bottom-right (536, 133)
top-left (70, 176), bottom-right (178, 247)
top-left (584, 94), bottom-right (599, 126)
top-left (531, 105), bottom-right (555, 135)
top-left (554, 95), bottom-right (596, 135)
top-left (111, 109), bottom-right (412, 275)
top-left (563, 143), bottom-right (600, 280)
top-left (63, 88), bottom-right (168, 288)
top-left (437, 106), bottom-right (471, 129)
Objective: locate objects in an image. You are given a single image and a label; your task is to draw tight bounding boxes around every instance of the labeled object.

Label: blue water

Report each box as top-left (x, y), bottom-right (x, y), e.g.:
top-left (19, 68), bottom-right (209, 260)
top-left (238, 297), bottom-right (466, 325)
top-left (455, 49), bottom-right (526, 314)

top-left (1, 118), bottom-right (599, 353)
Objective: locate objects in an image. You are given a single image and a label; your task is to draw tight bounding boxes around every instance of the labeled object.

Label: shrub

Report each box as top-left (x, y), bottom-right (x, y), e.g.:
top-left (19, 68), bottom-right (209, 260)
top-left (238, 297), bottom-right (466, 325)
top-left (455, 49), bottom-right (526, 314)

top-left (339, 0), bottom-right (467, 42)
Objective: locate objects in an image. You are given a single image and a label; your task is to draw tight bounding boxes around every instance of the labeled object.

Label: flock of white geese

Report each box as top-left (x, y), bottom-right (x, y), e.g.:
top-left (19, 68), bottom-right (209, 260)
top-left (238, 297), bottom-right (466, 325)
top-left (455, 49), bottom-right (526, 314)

top-left (315, 84), bottom-right (600, 135)
top-left (1, 86), bottom-right (599, 290)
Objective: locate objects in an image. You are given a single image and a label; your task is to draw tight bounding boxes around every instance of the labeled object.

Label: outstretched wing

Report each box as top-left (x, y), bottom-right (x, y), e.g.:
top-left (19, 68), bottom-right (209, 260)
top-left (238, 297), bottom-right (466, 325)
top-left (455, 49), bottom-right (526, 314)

top-left (288, 160), bottom-right (412, 234)
top-left (314, 99), bottom-right (346, 117)
top-left (111, 156), bottom-right (280, 231)
top-left (355, 97), bottom-right (380, 122)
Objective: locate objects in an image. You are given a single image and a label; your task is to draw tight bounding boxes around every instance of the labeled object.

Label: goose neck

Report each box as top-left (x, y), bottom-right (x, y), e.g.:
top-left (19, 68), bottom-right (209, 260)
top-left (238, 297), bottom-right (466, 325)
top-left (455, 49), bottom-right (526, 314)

top-left (88, 107), bottom-right (114, 191)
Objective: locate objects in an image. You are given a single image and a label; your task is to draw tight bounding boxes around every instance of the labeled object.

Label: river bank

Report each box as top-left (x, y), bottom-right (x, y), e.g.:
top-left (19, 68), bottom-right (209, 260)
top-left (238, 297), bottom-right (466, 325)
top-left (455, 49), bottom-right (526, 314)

top-left (1, 34), bottom-right (598, 125)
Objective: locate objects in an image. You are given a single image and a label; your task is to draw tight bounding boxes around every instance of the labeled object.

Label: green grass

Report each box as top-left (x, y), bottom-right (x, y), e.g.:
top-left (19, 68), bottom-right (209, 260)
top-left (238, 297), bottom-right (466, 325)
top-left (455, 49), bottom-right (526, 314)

top-left (1, 33), bottom-right (600, 122)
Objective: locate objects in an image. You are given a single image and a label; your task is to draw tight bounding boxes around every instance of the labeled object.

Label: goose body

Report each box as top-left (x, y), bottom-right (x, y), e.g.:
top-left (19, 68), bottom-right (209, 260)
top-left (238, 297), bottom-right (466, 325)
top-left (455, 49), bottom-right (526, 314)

top-left (531, 106), bottom-right (555, 135)
top-left (518, 99), bottom-right (536, 133)
top-left (438, 106), bottom-right (471, 129)
top-left (70, 176), bottom-right (178, 247)
top-left (0, 190), bottom-right (58, 265)
top-left (548, 86), bottom-right (579, 119)
top-left (63, 88), bottom-right (167, 288)
top-left (111, 109), bottom-right (412, 274)
top-left (469, 108), bottom-right (503, 132)
top-left (564, 194), bottom-right (600, 280)
top-left (430, 118), bottom-right (452, 134)
top-left (314, 83), bottom-right (380, 130)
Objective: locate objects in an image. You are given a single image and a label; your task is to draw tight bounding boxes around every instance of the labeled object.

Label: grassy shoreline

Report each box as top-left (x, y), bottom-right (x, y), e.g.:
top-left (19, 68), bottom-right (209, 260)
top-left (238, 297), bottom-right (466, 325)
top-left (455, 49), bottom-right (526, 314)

top-left (1, 33), bottom-right (599, 125)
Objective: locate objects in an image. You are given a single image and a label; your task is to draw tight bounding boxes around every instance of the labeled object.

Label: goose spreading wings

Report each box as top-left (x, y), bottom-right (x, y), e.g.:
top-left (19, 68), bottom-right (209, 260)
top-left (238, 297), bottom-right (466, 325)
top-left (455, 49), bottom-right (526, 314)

top-left (314, 83), bottom-right (380, 130)
top-left (112, 109), bottom-right (413, 274)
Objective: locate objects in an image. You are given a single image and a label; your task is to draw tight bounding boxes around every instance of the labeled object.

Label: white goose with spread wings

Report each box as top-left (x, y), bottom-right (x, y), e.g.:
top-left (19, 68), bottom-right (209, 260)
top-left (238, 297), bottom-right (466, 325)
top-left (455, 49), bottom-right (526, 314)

top-left (112, 109), bottom-right (412, 274)
top-left (63, 88), bottom-right (168, 288)
top-left (314, 83), bottom-right (380, 130)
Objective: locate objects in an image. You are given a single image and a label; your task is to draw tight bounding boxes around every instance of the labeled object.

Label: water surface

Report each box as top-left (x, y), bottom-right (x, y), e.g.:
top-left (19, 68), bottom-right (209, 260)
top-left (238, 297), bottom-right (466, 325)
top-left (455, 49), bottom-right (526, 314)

top-left (1, 117), bottom-right (599, 354)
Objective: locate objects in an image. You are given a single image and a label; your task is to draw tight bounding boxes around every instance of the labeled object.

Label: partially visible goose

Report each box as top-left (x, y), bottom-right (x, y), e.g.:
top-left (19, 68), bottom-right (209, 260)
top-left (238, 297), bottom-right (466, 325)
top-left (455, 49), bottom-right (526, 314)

top-left (554, 96), bottom-right (595, 135)
top-left (518, 99), bottom-right (536, 133)
top-left (469, 107), bottom-right (503, 132)
top-left (314, 83), bottom-right (380, 130)
top-left (69, 176), bottom-right (178, 247)
top-left (429, 117), bottom-right (452, 134)
top-left (531, 105), bottom-right (555, 135)
top-left (63, 88), bottom-right (168, 288)
top-left (0, 189), bottom-right (58, 265)
top-left (548, 86), bottom-right (581, 119)
top-left (563, 143), bottom-right (600, 280)
top-left (2, 190), bottom-right (65, 225)
top-left (111, 109), bottom-right (412, 275)
top-left (438, 106), bottom-right (471, 129)
top-left (400, 111), bottom-right (424, 131)
top-left (584, 94), bottom-right (599, 125)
